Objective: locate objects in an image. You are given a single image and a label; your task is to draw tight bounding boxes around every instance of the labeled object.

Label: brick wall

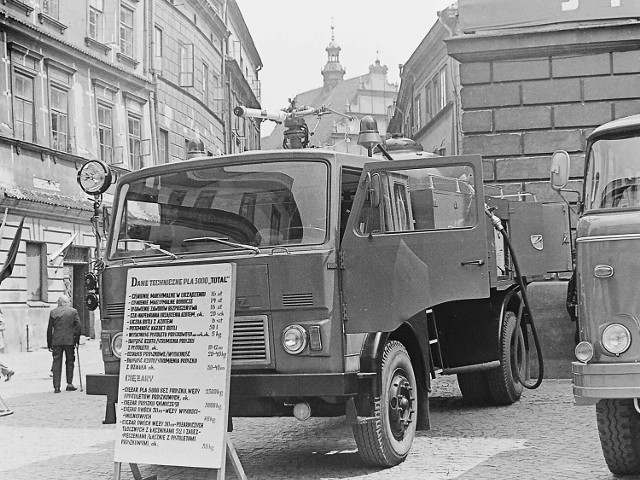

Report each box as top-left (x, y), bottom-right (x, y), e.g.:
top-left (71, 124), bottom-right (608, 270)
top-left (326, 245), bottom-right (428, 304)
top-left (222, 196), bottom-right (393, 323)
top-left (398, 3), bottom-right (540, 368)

top-left (450, 25), bottom-right (640, 202)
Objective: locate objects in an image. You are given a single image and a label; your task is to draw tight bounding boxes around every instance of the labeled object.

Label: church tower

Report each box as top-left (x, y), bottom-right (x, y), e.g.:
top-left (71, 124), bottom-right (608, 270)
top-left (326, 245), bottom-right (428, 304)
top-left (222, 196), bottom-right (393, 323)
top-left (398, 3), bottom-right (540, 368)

top-left (321, 23), bottom-right (346, 90)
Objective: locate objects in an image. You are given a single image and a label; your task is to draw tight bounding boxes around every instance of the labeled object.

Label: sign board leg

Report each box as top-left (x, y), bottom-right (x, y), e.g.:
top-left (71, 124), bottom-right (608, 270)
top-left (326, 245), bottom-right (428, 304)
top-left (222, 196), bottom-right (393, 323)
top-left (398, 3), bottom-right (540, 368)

top-left (226, 434), bottom-right (247, 480)
top-left (129, 463), bottom-right (157, 480)
top-left (114, 462), bottom-right (122, 480)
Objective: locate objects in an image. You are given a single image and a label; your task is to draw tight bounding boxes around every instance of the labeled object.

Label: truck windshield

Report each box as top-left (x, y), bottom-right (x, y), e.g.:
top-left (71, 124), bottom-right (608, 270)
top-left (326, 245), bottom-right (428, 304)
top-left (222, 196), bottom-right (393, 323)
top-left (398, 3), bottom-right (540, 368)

top-left (110, 160), bottom-right (328, 259)
top-left (585, 135), bottom-right (640, 210)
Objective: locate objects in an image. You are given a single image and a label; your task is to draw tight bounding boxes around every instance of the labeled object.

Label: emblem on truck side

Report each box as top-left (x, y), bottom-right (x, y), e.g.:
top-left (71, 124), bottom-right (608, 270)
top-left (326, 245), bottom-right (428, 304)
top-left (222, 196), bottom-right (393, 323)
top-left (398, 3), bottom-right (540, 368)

top-left (530, 235), bottom-right (544, 251)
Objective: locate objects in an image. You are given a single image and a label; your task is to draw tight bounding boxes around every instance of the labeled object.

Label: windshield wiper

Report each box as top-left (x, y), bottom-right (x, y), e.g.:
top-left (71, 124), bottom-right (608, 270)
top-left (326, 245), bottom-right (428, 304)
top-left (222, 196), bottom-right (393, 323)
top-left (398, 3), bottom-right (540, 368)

top-left (183, 236), bottom-right (260, 254)
top-left (120, 238), bottom-right (178, 259)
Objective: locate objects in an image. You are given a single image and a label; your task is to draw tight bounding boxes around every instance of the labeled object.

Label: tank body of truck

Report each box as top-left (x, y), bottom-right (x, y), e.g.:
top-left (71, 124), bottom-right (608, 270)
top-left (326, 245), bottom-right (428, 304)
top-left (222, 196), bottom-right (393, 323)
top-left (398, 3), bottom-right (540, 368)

top-left (84, 146), bottom-right (571, 467)
top-left (553, 114), bottom-right (640, 476)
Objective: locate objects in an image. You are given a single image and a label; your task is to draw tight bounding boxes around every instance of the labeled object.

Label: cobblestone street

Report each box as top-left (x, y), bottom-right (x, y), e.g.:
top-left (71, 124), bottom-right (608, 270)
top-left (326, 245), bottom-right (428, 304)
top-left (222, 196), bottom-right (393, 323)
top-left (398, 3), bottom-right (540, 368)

top-left (0, 339), bottom-right (637, 480)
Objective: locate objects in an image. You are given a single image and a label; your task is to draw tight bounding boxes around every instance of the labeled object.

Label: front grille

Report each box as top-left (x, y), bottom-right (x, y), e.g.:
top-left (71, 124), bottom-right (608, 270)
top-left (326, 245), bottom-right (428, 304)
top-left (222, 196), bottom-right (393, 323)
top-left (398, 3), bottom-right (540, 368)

top-left (282, 293), bottom-right (314, 307)
top-left (106, 302), bottom-right (126, 317)
top-left (232, 315), bottom-right (270, 365)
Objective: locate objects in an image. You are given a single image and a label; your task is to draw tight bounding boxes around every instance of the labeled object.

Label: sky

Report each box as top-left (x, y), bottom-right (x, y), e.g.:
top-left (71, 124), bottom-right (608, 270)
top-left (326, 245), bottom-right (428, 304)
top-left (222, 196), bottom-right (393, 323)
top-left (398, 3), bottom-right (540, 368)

top-left (234, 0), bottom-right (456, 135)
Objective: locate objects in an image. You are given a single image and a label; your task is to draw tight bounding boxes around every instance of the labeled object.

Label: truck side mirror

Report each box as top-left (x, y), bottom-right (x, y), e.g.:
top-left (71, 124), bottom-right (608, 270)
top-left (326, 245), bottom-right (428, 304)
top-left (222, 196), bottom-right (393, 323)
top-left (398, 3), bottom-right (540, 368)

top-left (550, 150), bottom-right (570, 191)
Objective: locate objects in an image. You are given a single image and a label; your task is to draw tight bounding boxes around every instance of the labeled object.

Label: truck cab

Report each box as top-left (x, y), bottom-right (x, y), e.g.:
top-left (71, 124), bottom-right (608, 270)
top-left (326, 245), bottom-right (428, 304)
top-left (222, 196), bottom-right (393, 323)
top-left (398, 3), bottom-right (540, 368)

top-left (552, 114), bottom-right (640, 475)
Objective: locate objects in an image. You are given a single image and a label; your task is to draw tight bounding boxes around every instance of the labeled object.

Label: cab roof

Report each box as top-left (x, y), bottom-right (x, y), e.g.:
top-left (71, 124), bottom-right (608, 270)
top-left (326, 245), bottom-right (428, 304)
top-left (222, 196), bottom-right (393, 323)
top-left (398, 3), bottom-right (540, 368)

top-left (589, 114), bottom-right (640, 141)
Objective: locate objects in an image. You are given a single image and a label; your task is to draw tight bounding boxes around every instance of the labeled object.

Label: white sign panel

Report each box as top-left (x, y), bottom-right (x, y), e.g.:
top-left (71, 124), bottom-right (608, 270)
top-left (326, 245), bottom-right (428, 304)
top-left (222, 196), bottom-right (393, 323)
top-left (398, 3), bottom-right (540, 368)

top-left (114, 263), bottom-right (235, 469)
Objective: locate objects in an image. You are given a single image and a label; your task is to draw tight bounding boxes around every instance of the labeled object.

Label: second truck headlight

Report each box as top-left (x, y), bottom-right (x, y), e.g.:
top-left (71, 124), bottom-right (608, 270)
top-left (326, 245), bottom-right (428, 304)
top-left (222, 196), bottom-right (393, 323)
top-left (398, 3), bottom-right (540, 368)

top-left (602, 324), bottom-right (631, 355)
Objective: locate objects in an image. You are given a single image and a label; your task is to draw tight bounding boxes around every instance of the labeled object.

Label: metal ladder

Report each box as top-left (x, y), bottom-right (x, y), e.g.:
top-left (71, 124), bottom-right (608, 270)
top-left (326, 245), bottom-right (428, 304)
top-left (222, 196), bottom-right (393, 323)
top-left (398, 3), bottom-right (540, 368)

top-left (426, 308), bottom-right (443, 378)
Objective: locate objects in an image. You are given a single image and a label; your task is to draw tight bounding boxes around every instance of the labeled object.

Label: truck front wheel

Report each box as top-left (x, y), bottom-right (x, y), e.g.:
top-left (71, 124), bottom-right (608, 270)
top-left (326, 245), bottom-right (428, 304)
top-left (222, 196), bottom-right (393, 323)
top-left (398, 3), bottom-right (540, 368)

top-left (353, 340), bottom-right (417, 467)
top-left (597, 398), bottom-right (640, 475)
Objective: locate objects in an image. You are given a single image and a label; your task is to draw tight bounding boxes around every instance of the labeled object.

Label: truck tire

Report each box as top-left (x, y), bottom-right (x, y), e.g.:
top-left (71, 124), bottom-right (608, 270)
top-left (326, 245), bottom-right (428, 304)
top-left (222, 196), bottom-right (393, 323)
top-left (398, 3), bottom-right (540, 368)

top-left (487, 310), bottom-right (525, 405)
top-left (596, 399), bottom-right (640, 475)
top-left (353, 340), bottom-right (417, 467)
top-left (457, 371), bottom-right (492, 404)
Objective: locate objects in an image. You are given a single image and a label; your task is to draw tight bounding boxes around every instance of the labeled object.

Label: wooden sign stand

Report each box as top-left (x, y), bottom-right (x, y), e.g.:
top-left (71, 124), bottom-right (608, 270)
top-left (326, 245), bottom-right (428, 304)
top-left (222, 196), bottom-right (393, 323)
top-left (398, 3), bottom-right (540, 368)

top-left (114, 434), bottom-right (246, 480)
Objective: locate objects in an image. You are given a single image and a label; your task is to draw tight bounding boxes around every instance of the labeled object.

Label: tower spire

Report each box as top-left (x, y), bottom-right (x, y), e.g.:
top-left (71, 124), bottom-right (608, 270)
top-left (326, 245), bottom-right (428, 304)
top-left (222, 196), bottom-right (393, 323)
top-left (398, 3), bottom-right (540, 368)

top-left (321, 20), bottom-right (345, 90)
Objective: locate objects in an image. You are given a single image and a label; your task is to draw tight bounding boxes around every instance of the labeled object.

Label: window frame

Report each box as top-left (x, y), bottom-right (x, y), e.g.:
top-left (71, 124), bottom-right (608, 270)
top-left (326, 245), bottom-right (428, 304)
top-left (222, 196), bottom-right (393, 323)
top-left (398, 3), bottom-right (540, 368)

top-left (179, 42), bottom-right (194, 87)
top-left (127, 112), bottom-right (142, 170)
top-left (119, 4), bottom-right (134, 58)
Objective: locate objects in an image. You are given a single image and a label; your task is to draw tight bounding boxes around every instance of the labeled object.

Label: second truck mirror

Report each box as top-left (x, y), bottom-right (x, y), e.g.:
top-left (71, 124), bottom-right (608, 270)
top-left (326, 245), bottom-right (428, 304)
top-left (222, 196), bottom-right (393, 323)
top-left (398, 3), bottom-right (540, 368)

top-left (550, 150), bottom-right (570, 191)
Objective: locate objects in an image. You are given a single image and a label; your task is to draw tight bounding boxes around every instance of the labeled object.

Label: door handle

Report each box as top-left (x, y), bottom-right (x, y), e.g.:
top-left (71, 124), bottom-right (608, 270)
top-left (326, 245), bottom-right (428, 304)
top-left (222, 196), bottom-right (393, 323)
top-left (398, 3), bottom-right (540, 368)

top-left (461, 259), bottom-right (485, 266)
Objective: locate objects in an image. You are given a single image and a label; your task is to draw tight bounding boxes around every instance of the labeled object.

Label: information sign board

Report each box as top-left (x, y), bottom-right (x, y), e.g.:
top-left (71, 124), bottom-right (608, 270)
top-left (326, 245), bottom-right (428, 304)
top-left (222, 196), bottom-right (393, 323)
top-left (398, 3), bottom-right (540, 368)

top-left (114, 263), bottom-right (236, 469)
top-left (459, 0), bottom-right (639, 32)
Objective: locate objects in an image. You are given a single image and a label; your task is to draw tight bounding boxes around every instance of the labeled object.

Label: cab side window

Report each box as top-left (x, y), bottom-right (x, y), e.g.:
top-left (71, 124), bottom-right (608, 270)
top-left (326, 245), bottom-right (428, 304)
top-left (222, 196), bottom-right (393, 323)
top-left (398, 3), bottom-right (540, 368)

top-left (356, 165), bottom-right (477, 235)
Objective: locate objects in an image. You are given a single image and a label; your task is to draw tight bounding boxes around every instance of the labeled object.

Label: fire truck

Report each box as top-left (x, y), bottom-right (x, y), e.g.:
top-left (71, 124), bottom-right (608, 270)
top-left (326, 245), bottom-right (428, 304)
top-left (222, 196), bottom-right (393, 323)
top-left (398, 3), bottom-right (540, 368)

top-left (79, 105), bottom-right (572, 467)
top-left (552, 114), bottom-right (640, 475)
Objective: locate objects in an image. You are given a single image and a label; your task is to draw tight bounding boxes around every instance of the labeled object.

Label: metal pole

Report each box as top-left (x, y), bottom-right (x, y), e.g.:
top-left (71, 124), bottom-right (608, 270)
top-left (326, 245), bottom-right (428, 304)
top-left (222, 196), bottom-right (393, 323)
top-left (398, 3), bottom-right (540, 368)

top-left (76, 345), bottom-right (83, 392)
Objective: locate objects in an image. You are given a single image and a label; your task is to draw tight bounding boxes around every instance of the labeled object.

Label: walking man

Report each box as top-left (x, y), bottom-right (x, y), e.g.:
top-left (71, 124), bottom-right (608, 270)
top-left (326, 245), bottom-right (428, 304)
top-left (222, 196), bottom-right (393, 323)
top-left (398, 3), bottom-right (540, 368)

top-left (47, 295), bottom-right (81, 393)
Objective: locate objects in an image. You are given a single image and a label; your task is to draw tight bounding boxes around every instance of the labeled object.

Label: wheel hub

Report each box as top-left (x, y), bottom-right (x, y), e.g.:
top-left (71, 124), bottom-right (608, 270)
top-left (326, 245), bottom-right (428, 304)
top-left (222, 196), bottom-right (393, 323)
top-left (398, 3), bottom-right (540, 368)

top-left (388, 370), bottom-right (414, 439)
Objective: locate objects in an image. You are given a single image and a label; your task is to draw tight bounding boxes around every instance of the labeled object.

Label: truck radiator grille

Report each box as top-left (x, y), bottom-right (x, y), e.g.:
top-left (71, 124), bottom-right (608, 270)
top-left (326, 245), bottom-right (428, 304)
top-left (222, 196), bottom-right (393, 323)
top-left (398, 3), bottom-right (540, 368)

top-left (232, 315), bottom-right (270, 365)
top-left (282, 293), bottom-right (314, 307)
top-left (107, 303), bottom-right (126, 317)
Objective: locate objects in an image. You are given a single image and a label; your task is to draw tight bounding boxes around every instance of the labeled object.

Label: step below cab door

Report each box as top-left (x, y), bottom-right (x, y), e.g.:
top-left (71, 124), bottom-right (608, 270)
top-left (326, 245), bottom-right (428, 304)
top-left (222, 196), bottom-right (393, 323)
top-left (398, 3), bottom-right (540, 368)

top-left (341, 155), bottom-right (490, 334)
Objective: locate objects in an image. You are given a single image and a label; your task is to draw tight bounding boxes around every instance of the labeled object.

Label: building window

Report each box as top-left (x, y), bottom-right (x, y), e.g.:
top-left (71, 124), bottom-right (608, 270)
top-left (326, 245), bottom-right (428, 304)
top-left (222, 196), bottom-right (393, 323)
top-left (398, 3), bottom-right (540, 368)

top-left (43, 0), bottom-right (59, 19)
top-left (89, 0), bottom-right (104, 42)
top-left (180, 43), bottom-right (194, 87)
top-left (97, 103), bottom-right (113, 164)
top-left (119, 5), bottom-right (134, 58)
top-left (414, 94), bottom-right (422, 132)
top-left (202, 62), bottom-right (209, 105)
top-left (438, 66), bottom-right (447, 111)
top-left (26, 242), bottom-right (47, 302)
top-left (13, 72), bottom-right (35, 142)
top-left (154, 26), bottom-right (162, 58)
top-left (50, 86), bottom-right (68, 152)
top-left (425, 84), bottom-right (432, 122)
top-left (159, 128), bottom-right (169, 164)
top-left (128, 114), bottom-right (141, 170)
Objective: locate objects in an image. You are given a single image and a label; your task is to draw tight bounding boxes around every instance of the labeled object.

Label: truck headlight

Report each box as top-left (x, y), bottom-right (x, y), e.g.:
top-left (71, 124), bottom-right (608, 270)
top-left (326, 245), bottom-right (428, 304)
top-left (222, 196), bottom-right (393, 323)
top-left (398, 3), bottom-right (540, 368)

top-left (282, 325), bottom-right (307, 355)
top-left (111, 332), bottom-right (124, 358)
top-left (602, 324), bottom-right (631, 355)
top-left (575, 341), bottom-right (593, 363)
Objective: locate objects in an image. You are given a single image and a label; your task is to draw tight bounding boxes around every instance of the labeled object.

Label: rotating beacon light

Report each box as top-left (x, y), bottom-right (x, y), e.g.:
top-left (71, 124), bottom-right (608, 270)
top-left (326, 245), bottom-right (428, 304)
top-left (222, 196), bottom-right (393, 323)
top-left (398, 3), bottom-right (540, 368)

top-left (357, 115), bottom-right (381, 156)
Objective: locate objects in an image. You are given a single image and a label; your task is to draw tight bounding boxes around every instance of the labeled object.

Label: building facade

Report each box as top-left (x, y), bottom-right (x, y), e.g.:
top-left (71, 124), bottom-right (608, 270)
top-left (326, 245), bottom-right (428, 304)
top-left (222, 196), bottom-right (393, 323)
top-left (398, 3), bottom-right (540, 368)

top-left (0, 0), bottom-right (261, 352)
top-left (262, 27), bottom-right (398, 154)
top-left (388, 5), bottom-right (460, 156)
top-left (392, 0), bottom-right (640, 204)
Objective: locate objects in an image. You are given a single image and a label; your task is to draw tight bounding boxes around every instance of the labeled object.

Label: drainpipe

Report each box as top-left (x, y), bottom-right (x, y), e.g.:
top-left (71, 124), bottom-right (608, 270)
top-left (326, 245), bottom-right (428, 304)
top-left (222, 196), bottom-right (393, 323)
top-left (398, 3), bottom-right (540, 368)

top-left (222, 0), bottom-right (229, 154)
top-left (148, 0), bottom-right (159, 164)
top-left (437, 11), bottom-right (461, 155)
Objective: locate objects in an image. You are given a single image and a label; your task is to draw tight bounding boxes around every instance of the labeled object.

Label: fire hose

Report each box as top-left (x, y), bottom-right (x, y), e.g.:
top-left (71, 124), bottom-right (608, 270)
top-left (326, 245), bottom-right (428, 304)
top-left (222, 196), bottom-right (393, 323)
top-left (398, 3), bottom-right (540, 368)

top-left (485, 205), bottom-right (544, 389)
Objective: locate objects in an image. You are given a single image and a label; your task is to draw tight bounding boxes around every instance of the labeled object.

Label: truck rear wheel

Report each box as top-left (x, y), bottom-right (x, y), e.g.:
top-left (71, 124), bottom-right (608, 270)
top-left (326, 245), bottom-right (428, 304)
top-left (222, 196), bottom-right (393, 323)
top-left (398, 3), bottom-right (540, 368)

top-left (457, 371), bottom-right (492, 404)
top-left (487, 310), bottom-right (525, 405)
top-left (353, 340), bottom-right (417, 467)
top-left (596, 399), bottom-right (640, 475)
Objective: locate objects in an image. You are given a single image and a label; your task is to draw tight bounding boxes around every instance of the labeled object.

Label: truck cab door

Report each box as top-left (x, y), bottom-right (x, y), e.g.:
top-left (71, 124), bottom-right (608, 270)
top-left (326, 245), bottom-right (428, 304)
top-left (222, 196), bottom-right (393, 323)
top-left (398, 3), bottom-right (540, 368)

top-left (340, 155), bottom-right (490, 334)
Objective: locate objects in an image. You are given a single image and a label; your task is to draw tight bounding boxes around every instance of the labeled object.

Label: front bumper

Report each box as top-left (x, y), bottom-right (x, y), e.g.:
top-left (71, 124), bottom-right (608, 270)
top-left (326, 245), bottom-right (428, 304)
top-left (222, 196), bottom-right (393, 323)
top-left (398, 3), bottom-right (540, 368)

top-left (86, 371), bottom-right (363, 423)
top-left (573, 361), bottom-right (640, 404)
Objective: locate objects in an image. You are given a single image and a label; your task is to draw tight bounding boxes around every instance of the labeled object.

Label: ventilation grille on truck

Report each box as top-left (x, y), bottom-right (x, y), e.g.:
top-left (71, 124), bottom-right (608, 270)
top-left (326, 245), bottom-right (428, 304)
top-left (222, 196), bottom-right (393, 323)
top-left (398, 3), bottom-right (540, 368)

top-left (282, 293), bottom-right (314, 307)
top-left (232, 315), bottom-right (271, 365)
top-left (107, 302), bottom-right (126, 317)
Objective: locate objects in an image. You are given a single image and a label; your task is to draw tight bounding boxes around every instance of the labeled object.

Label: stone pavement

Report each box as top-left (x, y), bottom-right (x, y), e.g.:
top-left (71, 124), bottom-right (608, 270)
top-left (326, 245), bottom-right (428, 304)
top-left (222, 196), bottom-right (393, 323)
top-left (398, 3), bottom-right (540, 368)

top-left (0, 341), bottom-right (638, 480)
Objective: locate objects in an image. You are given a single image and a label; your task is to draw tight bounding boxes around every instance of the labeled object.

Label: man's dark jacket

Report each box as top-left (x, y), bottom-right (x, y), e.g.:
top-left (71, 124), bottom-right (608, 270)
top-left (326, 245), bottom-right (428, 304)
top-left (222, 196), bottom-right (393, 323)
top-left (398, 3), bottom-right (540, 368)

top-left (47, 305), bottom-right (81, 348)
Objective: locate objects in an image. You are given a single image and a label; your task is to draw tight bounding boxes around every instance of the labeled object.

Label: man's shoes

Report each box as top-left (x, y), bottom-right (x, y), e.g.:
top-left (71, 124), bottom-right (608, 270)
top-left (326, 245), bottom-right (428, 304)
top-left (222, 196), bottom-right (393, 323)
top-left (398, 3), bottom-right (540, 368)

top-left (4, 370), bottom-right (14, 381)
top-left (65, 385), bottom-right (77, 391)
top-left (54, 388), bottom-right (61, 393)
